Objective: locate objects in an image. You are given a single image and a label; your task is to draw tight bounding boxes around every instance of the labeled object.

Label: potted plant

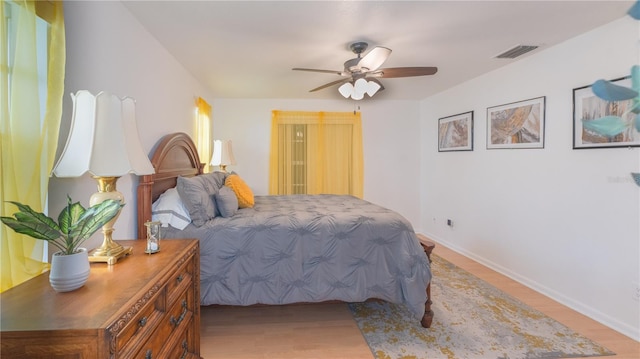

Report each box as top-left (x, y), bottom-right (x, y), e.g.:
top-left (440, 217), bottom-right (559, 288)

top-left (1, 196), bottom-right (124, 292)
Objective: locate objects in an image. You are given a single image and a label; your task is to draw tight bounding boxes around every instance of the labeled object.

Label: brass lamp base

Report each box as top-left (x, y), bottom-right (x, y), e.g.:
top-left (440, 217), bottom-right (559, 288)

top-left (88, 225), bottom-right (133, 265)
top-left (88, 176), bottom-right (132, 265)
top-left (89, 243), bottom-right (133, 265)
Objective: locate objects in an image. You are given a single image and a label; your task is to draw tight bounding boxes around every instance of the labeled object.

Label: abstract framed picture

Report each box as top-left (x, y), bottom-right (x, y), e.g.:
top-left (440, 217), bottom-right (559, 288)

top-left (438, 111), bottom-right (474, 152)
top-left (487, 96), bottom-right (545, 149)
top-left (573, 76), bottom-right (639, 149)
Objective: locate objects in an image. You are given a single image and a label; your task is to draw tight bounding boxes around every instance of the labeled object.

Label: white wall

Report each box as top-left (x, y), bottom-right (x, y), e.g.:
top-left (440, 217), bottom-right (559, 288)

top-left (212, 99), bottom-right (422, 226)
top-left (420, 17), bottom-right (640, 340)
top-left (48, 1), bottom-right (214, 253)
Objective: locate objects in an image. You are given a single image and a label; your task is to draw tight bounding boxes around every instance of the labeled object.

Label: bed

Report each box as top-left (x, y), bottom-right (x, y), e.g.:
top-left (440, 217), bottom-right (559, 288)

top-left (137, 132), bottom-right (434, 328)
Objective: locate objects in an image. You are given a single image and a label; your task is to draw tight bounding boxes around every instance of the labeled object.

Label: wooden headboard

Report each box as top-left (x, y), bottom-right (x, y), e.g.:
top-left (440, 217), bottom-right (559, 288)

top-left (137, 132), bottom-right (204, 239)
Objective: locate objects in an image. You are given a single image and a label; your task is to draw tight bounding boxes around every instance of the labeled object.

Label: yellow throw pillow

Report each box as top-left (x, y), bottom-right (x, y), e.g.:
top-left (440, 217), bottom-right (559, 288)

top-left (225, 174), bottom-right (255, 208)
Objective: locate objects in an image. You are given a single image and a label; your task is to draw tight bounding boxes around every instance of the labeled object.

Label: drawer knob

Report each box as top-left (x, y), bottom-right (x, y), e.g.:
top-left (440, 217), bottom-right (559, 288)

top-left (176, 274), bottom-right (184, 283)
top-left (139, 317), bottom-right (148, 327)
top-left (145, 349), bottom-right (152, 359)
top-left (170, 300), bottom-right (188, 327)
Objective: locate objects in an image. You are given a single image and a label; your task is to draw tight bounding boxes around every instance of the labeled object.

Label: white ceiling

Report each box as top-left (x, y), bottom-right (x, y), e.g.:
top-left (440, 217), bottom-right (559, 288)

top-left (123, 1), bottom-right (632, 101)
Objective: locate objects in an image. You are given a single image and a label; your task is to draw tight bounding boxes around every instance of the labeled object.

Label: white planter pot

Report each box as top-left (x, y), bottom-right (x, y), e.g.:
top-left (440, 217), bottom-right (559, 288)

top-left (49, 248), bottom-right (90, 292)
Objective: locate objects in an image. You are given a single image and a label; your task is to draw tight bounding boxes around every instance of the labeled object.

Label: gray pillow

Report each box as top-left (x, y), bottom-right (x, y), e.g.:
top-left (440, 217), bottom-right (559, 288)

top-left (176, 174), bottom-right (224, 227)
top-left (214, 186), bottom-right (239, 218)
top-left (207, 171), bottom-right (229, 190)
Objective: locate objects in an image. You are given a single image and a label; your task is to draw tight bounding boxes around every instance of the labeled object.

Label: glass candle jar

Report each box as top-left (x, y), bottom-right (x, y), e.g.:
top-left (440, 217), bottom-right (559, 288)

top-left (144, 221), bottom-right (161, 253)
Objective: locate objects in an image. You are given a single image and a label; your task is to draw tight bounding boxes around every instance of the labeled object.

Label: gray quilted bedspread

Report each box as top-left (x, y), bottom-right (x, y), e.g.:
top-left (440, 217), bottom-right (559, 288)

top-left (164, 194), bottom-right (431, 319)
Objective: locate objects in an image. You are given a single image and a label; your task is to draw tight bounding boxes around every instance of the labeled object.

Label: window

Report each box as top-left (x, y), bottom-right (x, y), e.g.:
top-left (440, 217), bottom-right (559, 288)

top-left (195, 97), bottom-right (212, 172)
top-left (3, 1), bottom-right (49, 117)
top-left (269, 111), bottom-right (363, 197)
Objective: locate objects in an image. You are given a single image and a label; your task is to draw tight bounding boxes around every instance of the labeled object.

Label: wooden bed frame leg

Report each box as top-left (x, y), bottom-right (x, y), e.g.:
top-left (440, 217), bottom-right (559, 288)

top-left (419, 238), bottom-right (436, 328)
top-left (421, 284), bottom-right (434, 328)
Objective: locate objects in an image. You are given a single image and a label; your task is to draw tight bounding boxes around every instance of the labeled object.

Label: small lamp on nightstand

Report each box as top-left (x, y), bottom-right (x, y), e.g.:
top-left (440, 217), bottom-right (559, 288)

top-left (210, 139), bottom-right (236, 172)
top-left (52, 90), bottom-right (155, 264)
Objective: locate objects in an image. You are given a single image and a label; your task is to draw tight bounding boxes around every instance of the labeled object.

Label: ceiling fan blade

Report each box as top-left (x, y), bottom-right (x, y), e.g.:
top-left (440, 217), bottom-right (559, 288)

top-left (292, 68), bottom-right (345, 76)
top-left (357, 46), bottom-right (391, 71)
top-left (374, 67), bottom-right (438, 78)
top-left (309, 78), bottom-right (351, 92)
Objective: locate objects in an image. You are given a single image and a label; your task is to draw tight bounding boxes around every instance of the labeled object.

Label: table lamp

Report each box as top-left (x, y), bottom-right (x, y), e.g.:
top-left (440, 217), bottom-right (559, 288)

top-left (52, 90), bottom-right (155, 264)
top-left (210, 139), bottom-right (236, 172)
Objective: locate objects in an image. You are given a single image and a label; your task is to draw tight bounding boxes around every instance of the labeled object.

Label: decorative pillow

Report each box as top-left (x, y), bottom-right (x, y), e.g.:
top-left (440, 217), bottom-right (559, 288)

top-left (225, 174), bottom-right (255, 208)
top-left (214, 186), bottom-right (239, 218)
top-left (207, 171), bottom-right (229, 190)
top-left (176, 175), bottom-right (221, 227)
top-left (151, 188), bottom-right (191, 230)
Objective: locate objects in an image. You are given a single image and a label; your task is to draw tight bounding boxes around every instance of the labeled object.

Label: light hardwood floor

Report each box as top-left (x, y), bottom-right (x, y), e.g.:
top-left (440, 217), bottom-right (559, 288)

top-left (200, 236), bottom-right (640, 359)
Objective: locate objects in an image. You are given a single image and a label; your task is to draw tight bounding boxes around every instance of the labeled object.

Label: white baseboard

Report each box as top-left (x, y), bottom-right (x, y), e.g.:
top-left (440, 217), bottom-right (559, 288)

top-left (419, 232), bottom-right (640, 342)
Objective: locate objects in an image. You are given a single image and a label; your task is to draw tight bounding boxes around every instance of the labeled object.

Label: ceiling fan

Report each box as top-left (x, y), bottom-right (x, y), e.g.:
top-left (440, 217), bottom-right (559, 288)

top-left (293, 41), bottom-right (438, 100)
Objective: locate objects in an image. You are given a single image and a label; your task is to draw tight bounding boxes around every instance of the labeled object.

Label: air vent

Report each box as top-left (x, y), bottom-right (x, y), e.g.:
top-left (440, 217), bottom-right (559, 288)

top-left (495, 45), bottom-right (539, 59)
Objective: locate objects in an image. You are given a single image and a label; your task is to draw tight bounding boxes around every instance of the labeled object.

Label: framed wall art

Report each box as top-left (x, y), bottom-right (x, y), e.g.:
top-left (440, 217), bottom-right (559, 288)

top-left (487, 96), bottom-right (545, 149)
top-left (573, 76), bottom-right (639, 149)
top-left (438, 111), bottom-right (474, 152)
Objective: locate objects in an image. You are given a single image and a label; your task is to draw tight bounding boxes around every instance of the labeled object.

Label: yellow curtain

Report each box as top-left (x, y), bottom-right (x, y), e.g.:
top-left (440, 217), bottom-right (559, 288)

top-left (269, 110), bottom-right (363, 197)
top-left (1, 0), bottom-right (66, 292)
top-left (195, 97), bottom-right (212, 172)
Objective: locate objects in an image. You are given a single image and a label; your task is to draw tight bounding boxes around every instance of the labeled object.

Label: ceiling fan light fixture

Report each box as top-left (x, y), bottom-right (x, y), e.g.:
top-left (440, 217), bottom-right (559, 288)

top-left (354, 78), bottom-right (368, 92)
top-left (351, 90), bottom-right (365, 101)
top-left (353, 78), bottom-right (368, 99)
top-left (366, 80), bottom-right (381, 97)
top-left (338, 79), bottom-right (381, 100)
top-left (338, 82), bottom-right (353, 98)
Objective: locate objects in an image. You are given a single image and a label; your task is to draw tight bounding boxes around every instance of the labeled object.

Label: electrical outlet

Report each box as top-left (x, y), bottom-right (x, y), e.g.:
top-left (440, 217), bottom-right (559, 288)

top-left (447, 219), bottom-right (453, 227)
top-left (633, 281), bottom-right (640, 302)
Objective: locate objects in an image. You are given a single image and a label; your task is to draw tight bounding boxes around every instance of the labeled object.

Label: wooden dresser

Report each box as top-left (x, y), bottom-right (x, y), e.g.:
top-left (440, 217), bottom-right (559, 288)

top-left (1, 239), bottom-right (201, 359)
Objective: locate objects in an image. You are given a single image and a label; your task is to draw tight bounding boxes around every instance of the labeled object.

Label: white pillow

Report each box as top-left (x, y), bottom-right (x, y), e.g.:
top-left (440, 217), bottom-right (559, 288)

top-left (151, 188), bottom-right (191, 230)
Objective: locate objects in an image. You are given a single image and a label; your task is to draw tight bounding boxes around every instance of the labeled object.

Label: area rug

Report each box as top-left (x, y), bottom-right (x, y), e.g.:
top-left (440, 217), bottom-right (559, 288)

top-left (348, 254), bottom-right (614, 359)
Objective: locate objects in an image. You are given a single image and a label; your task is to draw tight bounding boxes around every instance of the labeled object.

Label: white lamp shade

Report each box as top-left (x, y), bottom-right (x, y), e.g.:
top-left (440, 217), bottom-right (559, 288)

top-left (210, 139), bottom-right (236, 167)
top-left (351, 90), bottom-right (364, 100)
top-left (338, 82), bottom-right (353, 98)
top-left (52, 90), bottom-right (155, 177)
top-left (366, 80), bottom-right (381, 96)
top-left (354, 78), bottom-right (368, 93)
top-left (351, 79), bottom-right (367, 100)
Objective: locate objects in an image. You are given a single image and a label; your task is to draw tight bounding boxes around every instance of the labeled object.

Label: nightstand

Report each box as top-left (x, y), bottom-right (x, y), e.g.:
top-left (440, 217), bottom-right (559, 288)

top-left (1, 239), bottom-right (201, 359)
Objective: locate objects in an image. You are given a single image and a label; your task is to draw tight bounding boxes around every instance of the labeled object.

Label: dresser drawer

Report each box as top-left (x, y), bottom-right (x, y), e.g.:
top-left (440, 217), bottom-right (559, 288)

top-left (116, 290), bottom-right (166, 356)
top-left (166, 257), bottom-right (195, 305)
top-left (135, 288), bottom-right (194, 358)
top-left (159, 318), bottom-right (198, 359)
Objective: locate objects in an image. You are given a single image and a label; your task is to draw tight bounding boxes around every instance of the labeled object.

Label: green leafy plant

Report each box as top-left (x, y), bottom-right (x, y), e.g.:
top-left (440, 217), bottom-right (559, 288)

top-left (1, 196), bottom-right (124, 255)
